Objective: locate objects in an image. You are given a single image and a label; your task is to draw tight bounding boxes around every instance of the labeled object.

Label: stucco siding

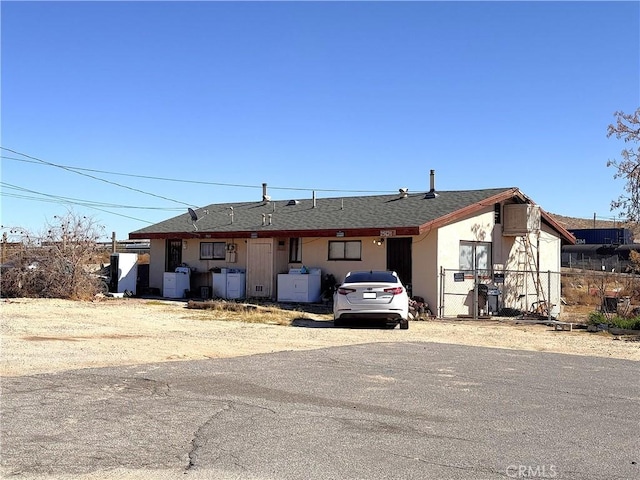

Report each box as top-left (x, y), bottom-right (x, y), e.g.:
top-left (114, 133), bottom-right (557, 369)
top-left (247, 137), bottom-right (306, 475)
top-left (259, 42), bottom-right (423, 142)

top-left (436, 209), bottom-right (496, 316)
top-left (294, 236), bottom-right (387, 284)
top-left (148, 239), bottom-right (165, 293)
top-left (408, 230), bottom-right (438, 310)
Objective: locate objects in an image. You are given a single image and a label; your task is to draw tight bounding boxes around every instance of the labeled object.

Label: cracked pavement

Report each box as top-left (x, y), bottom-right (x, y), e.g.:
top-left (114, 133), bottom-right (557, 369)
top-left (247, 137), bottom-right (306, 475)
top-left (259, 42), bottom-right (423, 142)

top-left (1, 342), bottom-right (639, 480)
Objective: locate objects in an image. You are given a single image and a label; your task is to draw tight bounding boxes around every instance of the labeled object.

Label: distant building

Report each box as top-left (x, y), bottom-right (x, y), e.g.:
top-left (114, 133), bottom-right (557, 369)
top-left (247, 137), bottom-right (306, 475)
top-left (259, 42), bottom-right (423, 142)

top-left (562, 228), bottom-right (639, 271)
top-left (569, 228), bottom-right (633, 246)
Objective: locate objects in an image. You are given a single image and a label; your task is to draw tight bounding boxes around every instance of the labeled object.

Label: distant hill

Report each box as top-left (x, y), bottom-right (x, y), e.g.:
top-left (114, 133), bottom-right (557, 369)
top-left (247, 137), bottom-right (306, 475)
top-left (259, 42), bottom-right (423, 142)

top-left (548, 213), bottom-right (624, 230)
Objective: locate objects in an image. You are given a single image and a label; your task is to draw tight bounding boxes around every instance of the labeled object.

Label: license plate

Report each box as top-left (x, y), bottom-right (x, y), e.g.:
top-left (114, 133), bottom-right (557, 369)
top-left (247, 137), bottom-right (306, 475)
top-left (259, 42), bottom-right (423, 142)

top-left (363, 292), bottom-right (376, 299)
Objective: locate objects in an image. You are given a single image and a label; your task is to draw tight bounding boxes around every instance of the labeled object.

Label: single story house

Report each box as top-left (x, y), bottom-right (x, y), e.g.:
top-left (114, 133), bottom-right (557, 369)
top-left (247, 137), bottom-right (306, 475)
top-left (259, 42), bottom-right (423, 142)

top-left (129, 171), bottom-right (575, 317)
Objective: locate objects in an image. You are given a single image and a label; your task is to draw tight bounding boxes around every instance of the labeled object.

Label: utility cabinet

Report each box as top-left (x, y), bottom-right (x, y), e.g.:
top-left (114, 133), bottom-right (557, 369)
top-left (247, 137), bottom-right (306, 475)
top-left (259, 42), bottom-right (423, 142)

top-left (109, 252), bottom-right (138, 295)
top-left (277, 268), bottom-right (321, 303)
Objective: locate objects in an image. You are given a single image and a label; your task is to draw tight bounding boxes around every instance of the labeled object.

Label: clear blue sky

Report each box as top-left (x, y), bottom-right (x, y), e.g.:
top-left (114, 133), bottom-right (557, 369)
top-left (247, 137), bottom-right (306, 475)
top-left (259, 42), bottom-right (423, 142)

top-left (2, 1), bottom-right (638, 241)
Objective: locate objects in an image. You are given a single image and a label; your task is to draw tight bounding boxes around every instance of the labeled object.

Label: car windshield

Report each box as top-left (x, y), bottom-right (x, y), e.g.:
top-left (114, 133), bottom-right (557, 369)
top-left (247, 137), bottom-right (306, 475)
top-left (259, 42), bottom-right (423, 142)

top-left (344, 271), bottom-right (399, 284)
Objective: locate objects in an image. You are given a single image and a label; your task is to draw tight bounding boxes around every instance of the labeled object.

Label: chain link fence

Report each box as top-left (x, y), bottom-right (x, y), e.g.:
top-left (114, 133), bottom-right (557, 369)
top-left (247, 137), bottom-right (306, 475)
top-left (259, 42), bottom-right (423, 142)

top-left (561, 269), bottom-right (640, 317)
top-left (440, 268), bottom-right (640, 319)
top-left (440, 268), bottom-right (562, 319)
top-left (563, 253), bottom-right (633, 273)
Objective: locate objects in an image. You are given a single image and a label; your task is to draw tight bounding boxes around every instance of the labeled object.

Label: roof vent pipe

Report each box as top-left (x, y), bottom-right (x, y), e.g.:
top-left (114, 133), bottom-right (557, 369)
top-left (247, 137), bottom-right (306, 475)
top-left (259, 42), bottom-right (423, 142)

top-left (262, 183), bottom-right (271, 202)
top-left (312, 190), bottom-right (317, 208)
top-left (425, 169), bottom-right (439, 199)
top-left (262, 213), bottom-right (266, 226)
top-left (268, 214), bottom-right (272, 225)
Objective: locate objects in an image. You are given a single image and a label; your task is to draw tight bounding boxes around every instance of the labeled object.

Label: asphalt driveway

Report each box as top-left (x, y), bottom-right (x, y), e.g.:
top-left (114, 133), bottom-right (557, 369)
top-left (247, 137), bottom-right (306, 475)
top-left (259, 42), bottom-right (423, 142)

top-left (1, 342), bottom-right (638, 480)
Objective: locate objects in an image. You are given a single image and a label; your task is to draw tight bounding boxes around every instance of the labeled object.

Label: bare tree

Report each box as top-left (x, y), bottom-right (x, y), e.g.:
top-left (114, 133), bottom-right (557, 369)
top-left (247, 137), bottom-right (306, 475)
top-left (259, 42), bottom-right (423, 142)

top-left (1, 212), bottom-right (110, 299)
top-left (607, 108), bottom-right (640, 221)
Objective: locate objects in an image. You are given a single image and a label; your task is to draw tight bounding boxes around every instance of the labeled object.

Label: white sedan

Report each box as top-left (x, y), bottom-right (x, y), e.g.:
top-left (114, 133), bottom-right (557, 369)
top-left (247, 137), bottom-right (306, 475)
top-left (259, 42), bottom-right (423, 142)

top-left (333, 270), bottom-right (409, 329)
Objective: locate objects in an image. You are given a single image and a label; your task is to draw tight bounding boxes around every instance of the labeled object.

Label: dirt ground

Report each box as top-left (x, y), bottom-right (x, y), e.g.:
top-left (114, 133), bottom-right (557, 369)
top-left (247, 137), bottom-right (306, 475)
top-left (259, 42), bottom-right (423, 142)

top-left (1, 297), bottom-right (638, 377)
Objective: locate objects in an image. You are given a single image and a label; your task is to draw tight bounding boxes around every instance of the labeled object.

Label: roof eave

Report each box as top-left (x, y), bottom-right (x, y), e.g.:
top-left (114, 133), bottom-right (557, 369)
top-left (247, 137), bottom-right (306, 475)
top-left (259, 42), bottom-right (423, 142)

top-left (418, 188), bottom-right (521, 233)
top-left (129, 226), bottom-right (423, 241)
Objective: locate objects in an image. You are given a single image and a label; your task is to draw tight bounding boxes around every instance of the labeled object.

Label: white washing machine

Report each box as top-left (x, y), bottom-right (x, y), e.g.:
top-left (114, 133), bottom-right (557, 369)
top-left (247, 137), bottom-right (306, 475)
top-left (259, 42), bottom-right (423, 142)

top-left (212, 268), bottom-right (245, 299)
top-left (212, 268), bottom-right (228, 298)
top-left (163, 267), bottom-right (191, 298)
top-left (226, 269), bottom-right (246, 299)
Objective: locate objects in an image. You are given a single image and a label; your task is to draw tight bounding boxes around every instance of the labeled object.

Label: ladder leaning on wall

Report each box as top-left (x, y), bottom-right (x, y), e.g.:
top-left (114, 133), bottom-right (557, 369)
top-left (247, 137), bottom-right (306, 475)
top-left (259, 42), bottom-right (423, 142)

top-left (521, 232), bottom-right (548, 315)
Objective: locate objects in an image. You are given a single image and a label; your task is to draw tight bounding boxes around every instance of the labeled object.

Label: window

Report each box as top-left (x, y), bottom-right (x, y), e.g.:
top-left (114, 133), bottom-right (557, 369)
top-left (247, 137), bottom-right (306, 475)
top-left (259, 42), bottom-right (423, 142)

top-left (344, 271), bottom-right (398, 283)
top-left (200, 242), bottom-right (226, 260)
top-left (460, 241), bottom-right (491, 277)
top-left (289, 238), bottom-right (302, 263)
top-left (328, 240), bottom-right (361, 261)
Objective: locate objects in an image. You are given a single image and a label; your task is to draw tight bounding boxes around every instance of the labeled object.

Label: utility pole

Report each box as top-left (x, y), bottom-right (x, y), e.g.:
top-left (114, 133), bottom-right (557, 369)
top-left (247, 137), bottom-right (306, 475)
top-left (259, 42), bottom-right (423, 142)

top-left (1, 232), bottom-right (6, 264)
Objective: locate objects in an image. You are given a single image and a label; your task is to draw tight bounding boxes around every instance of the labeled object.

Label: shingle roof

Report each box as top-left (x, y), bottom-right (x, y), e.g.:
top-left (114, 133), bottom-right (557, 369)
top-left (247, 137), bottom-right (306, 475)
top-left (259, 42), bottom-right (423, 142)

top-left (130, 187), bottom-right (523, 239)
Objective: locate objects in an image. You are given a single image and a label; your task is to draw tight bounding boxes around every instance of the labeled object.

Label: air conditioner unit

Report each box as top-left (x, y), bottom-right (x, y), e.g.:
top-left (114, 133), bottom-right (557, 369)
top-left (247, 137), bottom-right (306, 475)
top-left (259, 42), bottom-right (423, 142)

top-left (503, 204), bottom-right (541, 236)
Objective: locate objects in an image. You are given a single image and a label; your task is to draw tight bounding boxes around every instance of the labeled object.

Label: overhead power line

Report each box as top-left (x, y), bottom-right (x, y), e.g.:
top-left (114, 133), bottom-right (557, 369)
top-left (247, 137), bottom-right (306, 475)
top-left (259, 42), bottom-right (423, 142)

top-left (1, 182), bottom-right (184, 211)
top-left (0, 143), bottom-right (390, 229)
top-left (0, 183), bottom-right (161, 224)
top-left (0, 149), bottom-right (392, 193)
top-left (1, 147), bottom-right (198, 207)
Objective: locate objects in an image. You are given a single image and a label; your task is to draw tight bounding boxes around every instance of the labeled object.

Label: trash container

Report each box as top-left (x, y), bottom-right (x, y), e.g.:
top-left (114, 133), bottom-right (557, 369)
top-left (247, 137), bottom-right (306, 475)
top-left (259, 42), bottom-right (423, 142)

top-left (487, 288), bottom-right (500, 315)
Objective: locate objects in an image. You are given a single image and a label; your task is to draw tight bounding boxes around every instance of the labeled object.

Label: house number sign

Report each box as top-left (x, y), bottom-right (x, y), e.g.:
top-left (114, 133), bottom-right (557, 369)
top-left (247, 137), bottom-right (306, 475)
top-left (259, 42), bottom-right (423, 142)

top-left (380, 230), bottom-right (396, 237)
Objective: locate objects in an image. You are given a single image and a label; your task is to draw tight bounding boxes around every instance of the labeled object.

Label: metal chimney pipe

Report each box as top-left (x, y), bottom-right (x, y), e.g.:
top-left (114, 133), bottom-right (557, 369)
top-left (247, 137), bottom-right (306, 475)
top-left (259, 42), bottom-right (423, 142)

top-left (312, 190), bottom-right (316, 208)
top-left (425, 169), bottom-right (439, 199)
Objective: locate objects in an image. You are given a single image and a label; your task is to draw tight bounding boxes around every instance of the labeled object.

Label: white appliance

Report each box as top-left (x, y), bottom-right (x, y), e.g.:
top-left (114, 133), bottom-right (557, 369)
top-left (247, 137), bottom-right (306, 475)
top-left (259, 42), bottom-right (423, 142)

top-left (163, 267), bottom-right (191, 299)
top-left (211, 268), bottom-right (246, 299)
top-left (212, 268), bottom-right (228, 298)
top-left (277, 268), bottom-right (321, 303)
top-left (109, 253), bottom-right (138, 295)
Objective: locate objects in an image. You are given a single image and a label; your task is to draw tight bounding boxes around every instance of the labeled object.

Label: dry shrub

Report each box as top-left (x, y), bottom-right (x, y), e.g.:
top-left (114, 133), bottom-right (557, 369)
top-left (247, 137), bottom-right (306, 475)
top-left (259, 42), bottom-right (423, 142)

top-left (186, 299), bottom-right (308, 325)
top-left (0, 213), bottom-right (108, 300)
top-left (562, 275), bottom-right (599, 306)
